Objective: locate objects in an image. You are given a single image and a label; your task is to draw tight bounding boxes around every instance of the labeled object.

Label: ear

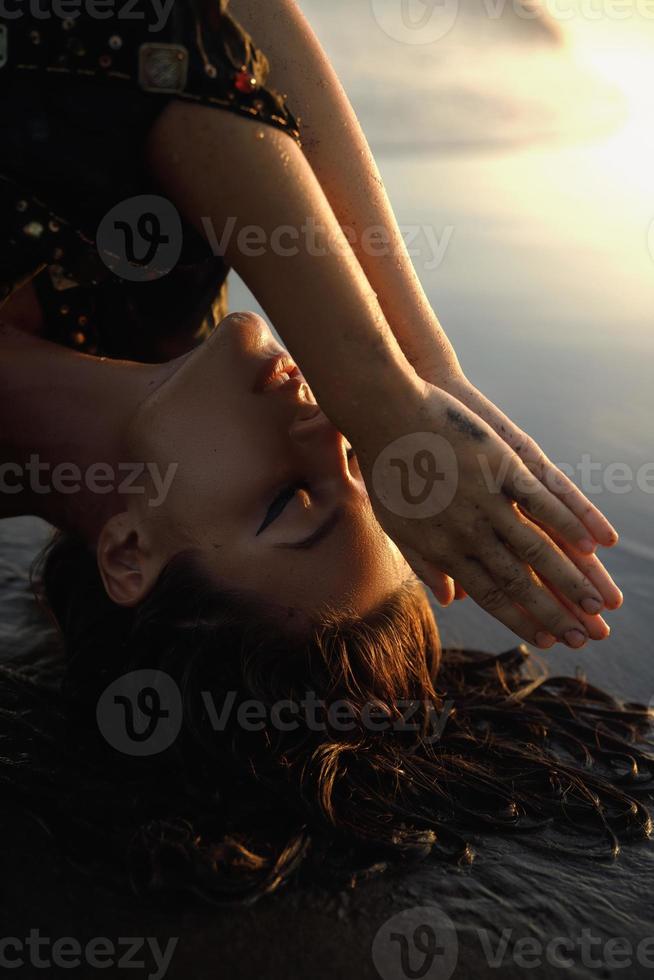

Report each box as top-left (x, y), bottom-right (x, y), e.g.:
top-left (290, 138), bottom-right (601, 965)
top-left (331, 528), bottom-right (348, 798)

top-left (96, 513), bottom-right (163, 607)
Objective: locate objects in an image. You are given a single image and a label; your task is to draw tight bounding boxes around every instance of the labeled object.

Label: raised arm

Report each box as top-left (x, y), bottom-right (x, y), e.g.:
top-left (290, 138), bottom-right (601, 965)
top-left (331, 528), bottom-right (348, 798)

top-left (228, 0), bottom-right (622, 610)
top-left (229, 0), bottom-right (460, 382)
top-left (145, 100), bottom-right (615, 648)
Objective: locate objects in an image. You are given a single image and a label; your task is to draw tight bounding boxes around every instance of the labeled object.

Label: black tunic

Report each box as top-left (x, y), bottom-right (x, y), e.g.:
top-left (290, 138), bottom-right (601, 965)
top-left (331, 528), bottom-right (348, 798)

top-left (0, 0), bottom-right (300, 360)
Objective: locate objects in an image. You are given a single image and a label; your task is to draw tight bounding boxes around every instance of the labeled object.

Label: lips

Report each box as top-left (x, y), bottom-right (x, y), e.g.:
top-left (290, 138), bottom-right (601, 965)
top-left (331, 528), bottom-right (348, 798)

top-left (253, 354), bottom-right (318, 408)
top-left (252, 353), bottom-right (298, 394)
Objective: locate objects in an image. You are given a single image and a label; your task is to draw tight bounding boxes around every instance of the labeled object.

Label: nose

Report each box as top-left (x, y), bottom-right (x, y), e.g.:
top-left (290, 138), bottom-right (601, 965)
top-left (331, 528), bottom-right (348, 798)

top-left (288, 402), bottom-right (358, 488)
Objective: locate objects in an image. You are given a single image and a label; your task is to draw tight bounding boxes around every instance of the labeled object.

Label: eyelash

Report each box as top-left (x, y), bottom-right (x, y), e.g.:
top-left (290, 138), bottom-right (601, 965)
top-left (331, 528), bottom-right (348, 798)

top-left (257, 481), bottom-right (308, 535)
top-left (272, 482), bottom-right (308, 514)
top-left (258, 448), bottom-right (356, 535)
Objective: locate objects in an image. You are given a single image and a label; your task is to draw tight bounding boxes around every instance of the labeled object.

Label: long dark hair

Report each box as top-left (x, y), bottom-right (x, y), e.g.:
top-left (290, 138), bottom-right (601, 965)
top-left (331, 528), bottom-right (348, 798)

top-left (2, 530), bottom-right (652, 906)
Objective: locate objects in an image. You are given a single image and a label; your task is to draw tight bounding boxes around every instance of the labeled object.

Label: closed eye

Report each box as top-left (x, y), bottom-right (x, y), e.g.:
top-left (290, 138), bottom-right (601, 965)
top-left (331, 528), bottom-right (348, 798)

top-left (256, 482), bottom-right (309, 536)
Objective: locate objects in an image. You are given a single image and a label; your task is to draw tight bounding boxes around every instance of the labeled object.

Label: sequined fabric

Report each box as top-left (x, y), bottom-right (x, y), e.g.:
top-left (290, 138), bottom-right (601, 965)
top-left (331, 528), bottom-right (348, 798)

top-left (0, 1), bottom-right (300, 360)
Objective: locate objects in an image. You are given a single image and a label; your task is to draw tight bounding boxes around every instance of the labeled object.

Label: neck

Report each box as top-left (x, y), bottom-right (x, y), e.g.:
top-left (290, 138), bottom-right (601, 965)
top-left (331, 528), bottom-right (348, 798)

top-left (0, 323), bottom-right (181, 542)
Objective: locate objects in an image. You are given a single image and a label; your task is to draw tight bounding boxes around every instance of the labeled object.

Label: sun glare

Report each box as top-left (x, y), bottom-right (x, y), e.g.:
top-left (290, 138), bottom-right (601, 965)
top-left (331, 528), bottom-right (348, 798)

top-left (552, 12), bottom-right (654, 194)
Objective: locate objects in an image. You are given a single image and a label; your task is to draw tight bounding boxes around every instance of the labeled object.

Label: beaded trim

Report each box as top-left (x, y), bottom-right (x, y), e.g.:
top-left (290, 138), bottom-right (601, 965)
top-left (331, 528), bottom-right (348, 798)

top-left (0, 9), bottom-right (301, 144)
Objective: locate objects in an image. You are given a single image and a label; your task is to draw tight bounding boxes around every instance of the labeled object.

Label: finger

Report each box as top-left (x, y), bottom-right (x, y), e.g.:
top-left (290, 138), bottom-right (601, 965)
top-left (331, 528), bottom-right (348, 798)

top-left (474, 535), bottom-right (591, 648)
top-left (503, 460), bottom-right (599, 555)
top-left (451, 557), bottom-right (560, 649)
top-left (431, 573), bottom-right (456, 607)
top-left (453, 583), bottom-right (468, 601)
top-left (540, 575), bottom-right (611, 642)
top-left (556, 541), bottom-right (624, 611)
top-left (512, 435), bottom-right (619, 548)
top-left (400, 546), bottom-right (456, 606)
top-left (496, 503), bottom-right (605, 614)
top-left (519, 509), bottom-right (624, 610)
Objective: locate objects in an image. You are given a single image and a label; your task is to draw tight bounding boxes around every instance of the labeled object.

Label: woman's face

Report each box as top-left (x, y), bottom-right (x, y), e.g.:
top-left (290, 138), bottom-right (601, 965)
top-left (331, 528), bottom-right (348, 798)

top-left (125, 313), bottom-right (410, 623)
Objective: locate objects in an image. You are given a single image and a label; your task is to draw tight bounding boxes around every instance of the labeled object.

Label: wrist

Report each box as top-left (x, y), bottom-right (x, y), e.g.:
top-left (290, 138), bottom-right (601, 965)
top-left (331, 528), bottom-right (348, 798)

top-left (411, 354), bottom-right (466, 393)
top-left (335, 354), bottom-right (425, 448)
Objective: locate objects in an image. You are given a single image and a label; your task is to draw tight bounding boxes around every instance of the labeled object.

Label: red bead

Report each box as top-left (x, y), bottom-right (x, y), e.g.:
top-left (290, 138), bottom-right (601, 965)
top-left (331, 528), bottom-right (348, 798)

top-left (234, 69), bottom-right (258, 94)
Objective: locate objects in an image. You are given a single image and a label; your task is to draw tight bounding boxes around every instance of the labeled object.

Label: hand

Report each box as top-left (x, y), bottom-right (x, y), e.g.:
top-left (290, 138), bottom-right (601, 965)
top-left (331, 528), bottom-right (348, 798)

top-left (437, 371), bottom-right (623, 611)
top-left (354, 379), bottom-right (612, 650)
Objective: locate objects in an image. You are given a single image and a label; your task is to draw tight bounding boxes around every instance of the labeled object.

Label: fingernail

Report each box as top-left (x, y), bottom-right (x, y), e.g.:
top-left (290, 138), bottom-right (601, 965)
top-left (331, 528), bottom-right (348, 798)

top-left (535, 631), bottom-right (557, 649)
top-left (578, 538), bottom-right (596, 555)
top-left (581, 597), bottom-right (603, 614)
top-left (564, 629), bottom-right (588, 649)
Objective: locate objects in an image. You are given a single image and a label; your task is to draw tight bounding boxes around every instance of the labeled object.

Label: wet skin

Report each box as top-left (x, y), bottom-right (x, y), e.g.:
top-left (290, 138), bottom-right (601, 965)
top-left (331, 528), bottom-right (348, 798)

top-left (115, 312), bottom-right (411, 626)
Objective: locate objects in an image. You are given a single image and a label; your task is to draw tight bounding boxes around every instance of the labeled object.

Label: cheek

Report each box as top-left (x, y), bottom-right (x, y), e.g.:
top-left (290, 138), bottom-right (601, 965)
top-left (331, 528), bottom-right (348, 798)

top-left (127, 393), bottom-right (285, 538)
top-left (163, 453), bottom-right (235, 525)
top-left (345, 516), bottom-right (407, 599)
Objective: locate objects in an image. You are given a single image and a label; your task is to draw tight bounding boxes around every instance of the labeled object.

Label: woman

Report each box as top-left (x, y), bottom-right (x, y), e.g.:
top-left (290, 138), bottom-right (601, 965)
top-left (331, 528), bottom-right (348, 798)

top-left (2, 1), bottom-right (650, 904)
top-left (1, 309), bottom-right (652, 906)
top-left (0, 0), bottom-right (623, 649)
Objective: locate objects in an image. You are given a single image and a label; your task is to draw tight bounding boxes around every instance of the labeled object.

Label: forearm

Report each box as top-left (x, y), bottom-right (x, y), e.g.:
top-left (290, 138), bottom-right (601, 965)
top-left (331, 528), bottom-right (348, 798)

top-left (146, 104), bottom-right (420, 445)
top-left (229, 0), bottom-right (461, 383)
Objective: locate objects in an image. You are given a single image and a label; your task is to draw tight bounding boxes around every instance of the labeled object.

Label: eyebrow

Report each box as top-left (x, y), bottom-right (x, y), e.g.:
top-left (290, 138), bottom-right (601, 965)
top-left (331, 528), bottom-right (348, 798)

top-left (274, 506), bottom-right (344, 551)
